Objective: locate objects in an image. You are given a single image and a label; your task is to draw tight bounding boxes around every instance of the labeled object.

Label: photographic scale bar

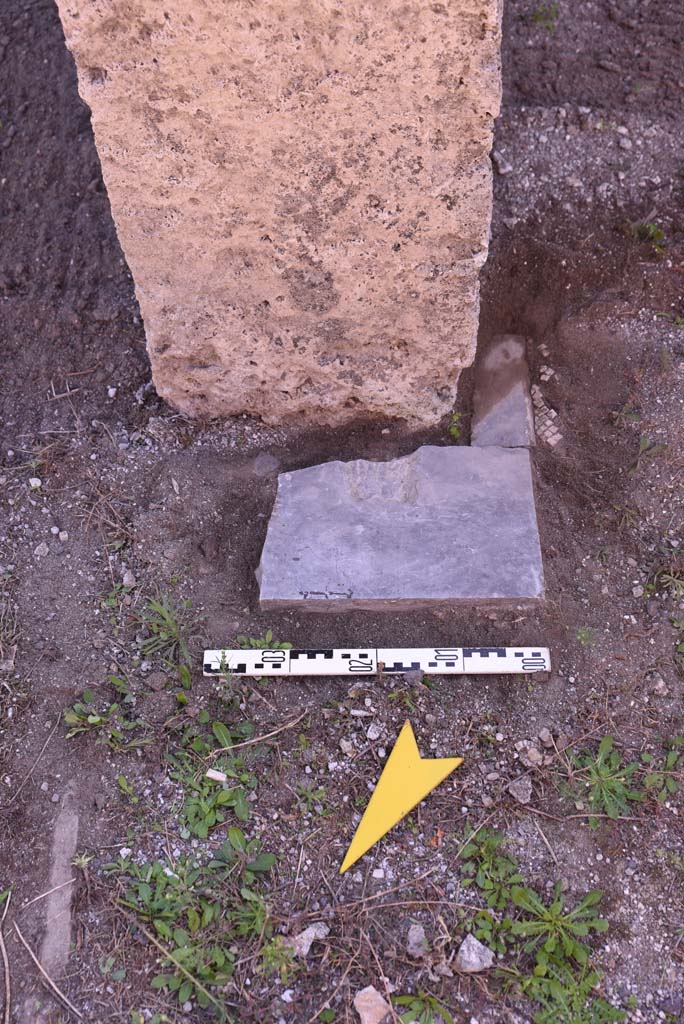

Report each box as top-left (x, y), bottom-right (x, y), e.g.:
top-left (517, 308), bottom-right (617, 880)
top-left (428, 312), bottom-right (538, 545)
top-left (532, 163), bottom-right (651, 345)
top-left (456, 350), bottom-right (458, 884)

top-left (203, 646), bottom-right (551, 677)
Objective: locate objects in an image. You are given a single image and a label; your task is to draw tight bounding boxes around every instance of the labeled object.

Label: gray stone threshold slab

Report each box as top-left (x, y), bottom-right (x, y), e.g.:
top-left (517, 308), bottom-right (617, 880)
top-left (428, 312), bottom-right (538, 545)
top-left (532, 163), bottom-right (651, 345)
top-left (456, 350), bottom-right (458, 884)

top-left (257, 445), bottom-right (544, 611)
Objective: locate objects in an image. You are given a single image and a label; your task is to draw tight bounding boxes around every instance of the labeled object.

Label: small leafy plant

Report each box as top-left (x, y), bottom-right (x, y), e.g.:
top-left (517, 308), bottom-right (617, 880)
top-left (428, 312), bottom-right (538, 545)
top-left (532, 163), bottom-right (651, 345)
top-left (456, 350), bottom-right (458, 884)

top-left (635, 221), bottom-right (666, 255)
top-left (448, 411), bottom-right (462, 441)
top-left (459, 829), bottom-right (625, 1023)
top-left (529, 2), bottom-right (559, 32)
top-left (138, 592), bottom-right (194, 666)
top-left (467, 908), bottom-right (514, 955)
top-left (569, 736), bottom-right (644, 827)
top-left (521, 955), bottom-right (625, 1024)
top-left (576, 626), bottom-right (597, 648)
top-left (628, 436), bottom-right (668, 477)
top-left (259, 936), bottom-right (299, 983)
top-left (460, 827), bottom-right (524, 909)
top-left (64, 691), bottom-right (151, 751)
top-left (235, 628), bottom-right (291, 650)
top-left (295, 782), bottom-right (330, 817)
top-left (209, 828), bottom-right (277, 883)
top-left (641, 737), bottom-right (684, 804)
top-left (168, 722), bottom-right (257, 839)
top-left (107, 838), bottom-right (276, 1016)
top-left (510, 884), bottom-right (609, 965)
top-left (394, 991), bottom-right (455, 1024)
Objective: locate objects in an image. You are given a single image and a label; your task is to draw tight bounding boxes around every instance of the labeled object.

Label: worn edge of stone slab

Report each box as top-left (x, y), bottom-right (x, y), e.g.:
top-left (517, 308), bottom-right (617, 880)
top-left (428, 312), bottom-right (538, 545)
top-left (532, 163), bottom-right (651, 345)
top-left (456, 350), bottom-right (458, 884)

top-left (258, 444), bottom-right (544, 611)
top-left (471, 334), bottom-right (536, 448)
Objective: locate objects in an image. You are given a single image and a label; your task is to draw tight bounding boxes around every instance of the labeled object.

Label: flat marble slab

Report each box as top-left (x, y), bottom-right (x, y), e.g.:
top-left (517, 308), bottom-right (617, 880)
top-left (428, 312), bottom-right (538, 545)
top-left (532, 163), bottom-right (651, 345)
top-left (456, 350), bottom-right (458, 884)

top-left (471, 335), bottom-right (535, 448)
top-left (257, 445), bottom-right (544, 611)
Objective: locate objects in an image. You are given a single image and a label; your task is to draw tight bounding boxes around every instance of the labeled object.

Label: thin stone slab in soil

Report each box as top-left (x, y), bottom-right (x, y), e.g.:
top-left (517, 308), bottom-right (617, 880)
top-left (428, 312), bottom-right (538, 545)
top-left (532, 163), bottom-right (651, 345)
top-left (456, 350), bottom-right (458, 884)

top-left (471, 334), bottom-right (535, 448)
top-left (257, 445), bottom-right (544, 610)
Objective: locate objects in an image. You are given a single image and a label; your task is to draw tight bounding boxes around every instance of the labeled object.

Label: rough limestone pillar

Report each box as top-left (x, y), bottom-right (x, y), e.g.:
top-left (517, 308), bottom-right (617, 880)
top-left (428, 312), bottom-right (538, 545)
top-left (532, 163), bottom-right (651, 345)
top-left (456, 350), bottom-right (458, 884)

top-left (56, 1), bottom-right (502, 427)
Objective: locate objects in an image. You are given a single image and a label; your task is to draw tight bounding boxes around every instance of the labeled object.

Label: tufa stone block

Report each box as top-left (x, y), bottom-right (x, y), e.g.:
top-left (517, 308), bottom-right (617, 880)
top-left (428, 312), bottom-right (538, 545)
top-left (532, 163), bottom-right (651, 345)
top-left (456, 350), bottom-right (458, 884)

top-left (56, 0), bottom-right (503, 427)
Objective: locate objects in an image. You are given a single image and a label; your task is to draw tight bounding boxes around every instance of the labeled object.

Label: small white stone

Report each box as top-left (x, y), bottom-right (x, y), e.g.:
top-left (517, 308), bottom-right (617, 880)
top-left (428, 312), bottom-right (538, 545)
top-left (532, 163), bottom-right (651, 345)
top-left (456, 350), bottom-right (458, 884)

top-left (123, 569), bottom-right (136, 588)
top-left (353, 985), bottom-right (391, 1024)
top-left (366, 722), bottom-right (382, 742)
top-left (58, 530), bottom-right (69, 543)
top-left (372, 867), bottom-right (385, 879)
top-left (50, 525), bottom-right (60, 535)
top-left (34, 542), bottom-right (49, 558)
top-left (492, 149), bottom-right (513, 175)
top-left (28, 477), bottom-right (42, 490)
top-left (538, 727), bottom-right (554, 748)
top-left (407, 922), bottom-right (428, 958)
top-left (107, 386), bottom-right (118, 398)
top-left (508, 775), bottom-right (533, 805)
top-left (455, 934), bottom-right (494, 973)
top-left (286, 922), bottom-right (330, 958)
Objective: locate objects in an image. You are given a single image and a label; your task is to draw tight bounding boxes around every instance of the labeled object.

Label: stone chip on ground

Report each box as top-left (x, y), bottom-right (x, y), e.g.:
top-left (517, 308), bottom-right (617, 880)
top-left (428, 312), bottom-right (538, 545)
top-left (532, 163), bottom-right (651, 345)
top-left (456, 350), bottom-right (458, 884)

top-left (258, 445), bottom-right (544, 610)
top-left (508, 775), bottom-right (533, 805)
top-left (407, 922), bottom-right (429, 958)
top-left (353, 985), bottom-right (392, 1024)
top-left (455, 934), bottom-right (495, 973)
top-left (285, 921), bottom-right (330, 958)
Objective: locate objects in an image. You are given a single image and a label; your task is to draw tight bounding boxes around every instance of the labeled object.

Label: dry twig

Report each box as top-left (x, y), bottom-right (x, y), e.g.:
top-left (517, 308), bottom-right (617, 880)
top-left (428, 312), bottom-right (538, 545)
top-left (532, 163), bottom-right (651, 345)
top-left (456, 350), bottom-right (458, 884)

top-left (207, 712), bottom-right (307, 759)
top-left (1, 890), bottom-right (11, 1024)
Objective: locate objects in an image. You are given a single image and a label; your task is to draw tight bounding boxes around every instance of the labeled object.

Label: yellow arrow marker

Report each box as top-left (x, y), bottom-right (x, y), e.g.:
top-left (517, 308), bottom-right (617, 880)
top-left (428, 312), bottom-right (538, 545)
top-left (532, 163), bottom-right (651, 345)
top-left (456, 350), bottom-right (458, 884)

top-left (340, 720), bottom-right (463, 873)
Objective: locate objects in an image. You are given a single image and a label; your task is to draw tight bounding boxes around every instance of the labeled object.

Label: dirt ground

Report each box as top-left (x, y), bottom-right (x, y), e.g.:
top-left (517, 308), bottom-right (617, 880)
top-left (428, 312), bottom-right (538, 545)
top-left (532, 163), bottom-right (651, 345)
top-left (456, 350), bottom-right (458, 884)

top-left (1, 1), bottom-right (684, 1023)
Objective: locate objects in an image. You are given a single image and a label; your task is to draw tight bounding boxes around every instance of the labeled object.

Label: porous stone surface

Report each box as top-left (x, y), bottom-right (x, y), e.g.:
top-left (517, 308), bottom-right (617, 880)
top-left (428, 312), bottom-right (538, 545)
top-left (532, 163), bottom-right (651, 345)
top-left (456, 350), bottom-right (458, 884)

top-left (55, 1), bottom-right (503, 426)
top-left (258, 445), bottom-right (544, 610)
top-left (472, 334), bottom-right (535, 447)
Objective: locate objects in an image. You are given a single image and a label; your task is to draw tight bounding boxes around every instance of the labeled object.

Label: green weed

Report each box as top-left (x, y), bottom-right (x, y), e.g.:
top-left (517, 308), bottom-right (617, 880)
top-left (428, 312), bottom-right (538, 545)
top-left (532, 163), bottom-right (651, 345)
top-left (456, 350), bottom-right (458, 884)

top-left (628, 435), bottom-right (668, 476)
top-left (108, 836), bottom-right (276, 1016)
top-left (466, 908), bottom-right (514, 955)
top-left (209, 828), bottom-right (277, 883)
top-left (64, 691), bottom-right (151, 752)
top-left (295, 781), bottom-right (330, 817)
top-left (510, 885), bottom-right (608, 965)
top-left (138, 592), bottom-right (194, 666)
top-left (576, 627), bottom-right (598, 648)
top-left (394, 991), bottom-right (455, 1024)
top-left (610, 401), bottom-right (640, 427)
top-left (168, 722), bottom-right (257, 839)
top-left (634, 221), bottom-right (666, 255)
top-left (641, 737), bottom-right (684, 804)
top-left (235, 629), bottom-right (291, 650)
top-left (259, 936), bottom-right (299, 983)
top-left (529, 2), bottom-right (559, 32)
top-left (521, 956), bottom-right (625, 1024)
top-left (569, 736), bottom-right (644, 827)
top-left (460, 827), bottom-right (524, 910)
top-left (448, 411), bottom-right (462, 441)
top-left (459, 829), bottom-right (624, 1023)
